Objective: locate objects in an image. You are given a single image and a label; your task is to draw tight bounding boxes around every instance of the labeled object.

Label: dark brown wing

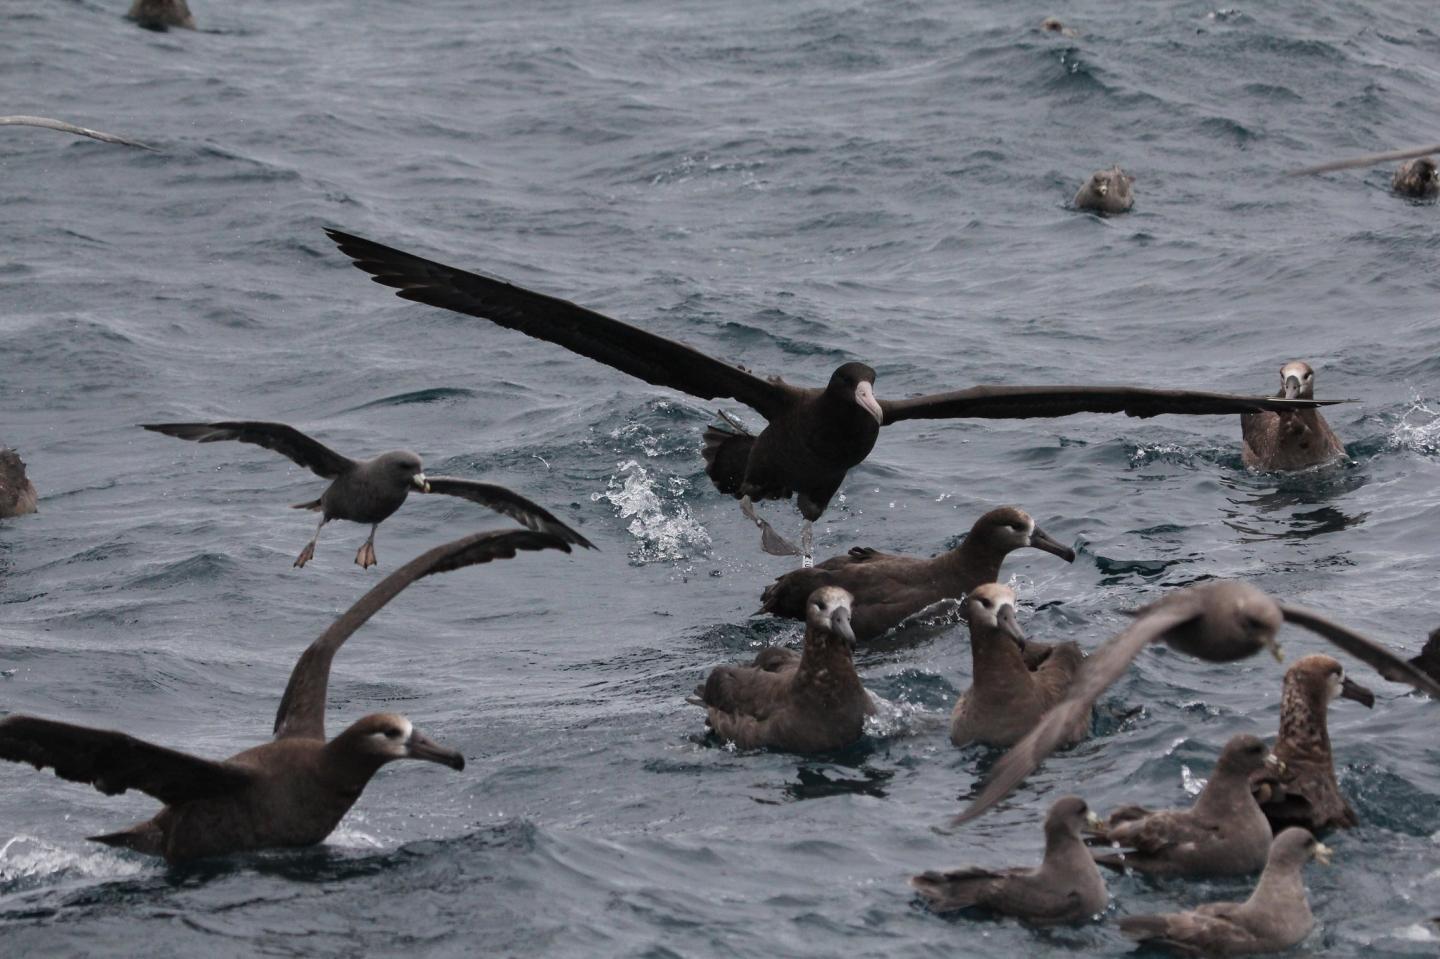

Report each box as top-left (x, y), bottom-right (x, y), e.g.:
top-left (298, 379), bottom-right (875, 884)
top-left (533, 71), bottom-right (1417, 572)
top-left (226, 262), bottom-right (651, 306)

top-left (325, 229), bottom-right (793, 419)
top-left (274, 529), bottom-right (573, 740)
top-left (0, 715), bottom-right (253, 805)
top-left (1, 114), bottom-right (154, 150)
top-left (1279, 605), bottom-right (1440, 698)
top-left (421, 477), bottom-right (595, 550)
top-left (880, 385), bottom-right (1335, 424)
top-left (1287, 143), bottom-right (1440, 176)
top-left (952, 598), bottom-right (1207, 825)
top-left (143, 421), bottom-right (355, 479)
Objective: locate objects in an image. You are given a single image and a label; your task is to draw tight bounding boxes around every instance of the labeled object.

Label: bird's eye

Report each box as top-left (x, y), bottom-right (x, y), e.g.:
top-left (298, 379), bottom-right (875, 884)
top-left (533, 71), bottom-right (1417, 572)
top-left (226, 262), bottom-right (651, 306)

top-left (1304, 373), bottom-right (1312, 379)
top-left (385, 728), bottom-right (402, 739)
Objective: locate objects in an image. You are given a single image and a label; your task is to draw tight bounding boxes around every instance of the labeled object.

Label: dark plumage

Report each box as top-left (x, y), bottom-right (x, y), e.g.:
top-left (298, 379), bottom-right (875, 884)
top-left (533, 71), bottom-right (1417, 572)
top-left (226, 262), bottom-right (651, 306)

top-left (0, 530), bottom-right (571, 863)
top-left (759, 506), bottom-right (1075, 642)
top-left (691, 586), bottom-right (872, 753)
top-left (1241, 361), bottom-right (1345, 470)
top-left (1074, 166), bottom-right (1134, 214)
top-left (949, 584), bottom-right (1086, 748)
top-left (911, 796), bottom-right (1107, 926)
top-left (0, 447), bottom-right (38, 518)
top-left (953, 581), bottom-right (1440, 824)
top-left (1119, 828), bottom-right (1329, 955)
top-left (324, 228), bottom-right (1332, 559)
top-left (1392, 157), bottom-right (1439, 198)
top-left (144, 420), bottom-right (592, 567)
top-left (127, 0), bottom-right (195, 31)
top-left (1411, 628), bottom-right (1440, 686)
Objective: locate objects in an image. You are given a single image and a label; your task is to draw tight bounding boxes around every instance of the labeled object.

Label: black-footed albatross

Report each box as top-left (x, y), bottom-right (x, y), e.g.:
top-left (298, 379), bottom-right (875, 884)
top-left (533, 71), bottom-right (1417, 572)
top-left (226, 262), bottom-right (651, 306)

top-left (0, 447), bottom-right (38, 518)
top-left (1253, 654), bottom-right (1372, 835)
top-left (143, 421), bottom-right (593, 567)
top-left (1393, 157), bottom-right (1440, 198)
top-left (1089, 734), bottom-right (1279, 877)
top-left (690, 586), bottom-right (872, 753)
top-left (0, 529), bottom-right (572, 863)
top-left (952, 580), bottom-right (1440, 824)
top-left (950, 583), bottom-right (1087, 748)
top-left (911, 796), bottom-right (1107, 925)
top-left (1241, 361), bottom-right (1346, 470)
top-left (1119, 827), bottom-right (1329, 956)
top-left (1074, 167), bottom-right (1134, 214)
top-left (127, 0), bottom-right (195, 31)
top-left (324, 228), bottom-right (1331, 564)
top-left (1, 115), bottom-right (152, 150)
top-left (759, 506), bottom-right (1075, 641)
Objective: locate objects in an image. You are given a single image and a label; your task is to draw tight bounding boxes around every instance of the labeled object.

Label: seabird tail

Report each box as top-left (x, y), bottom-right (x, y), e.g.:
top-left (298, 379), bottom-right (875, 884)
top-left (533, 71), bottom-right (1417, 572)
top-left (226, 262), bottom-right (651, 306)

top-left (702, 415), bottom-right (753, 496)
top-left (909, 869), bottom-right (992, 911)
top-left (290, 497), bottom-right (323, 511)
top-left (89, 821), bottom-right (164, 856)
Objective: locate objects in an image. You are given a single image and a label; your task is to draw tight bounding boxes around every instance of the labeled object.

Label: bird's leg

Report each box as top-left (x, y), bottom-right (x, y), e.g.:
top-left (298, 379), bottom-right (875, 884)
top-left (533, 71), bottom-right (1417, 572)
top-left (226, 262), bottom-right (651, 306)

top-left (294, 516), bottom-right (326, 568)
top-left (739, 496), bottom-right (802, 558)
top-left (354, 524), bottom-right (379, 569)
top-left (800, 521), bottom-right (813, 569)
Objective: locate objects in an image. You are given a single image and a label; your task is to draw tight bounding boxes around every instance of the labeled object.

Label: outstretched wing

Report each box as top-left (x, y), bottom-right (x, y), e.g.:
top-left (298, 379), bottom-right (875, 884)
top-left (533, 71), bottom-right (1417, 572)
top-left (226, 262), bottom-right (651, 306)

top-left (273, 529), bottom-right (573, 740)
top-left (880, 385), bottom-right (1335, 424)
top-left (1, 114), bottom-right (154, 150)
top-left (325, 229), bottom-right (793, 419)
top-left (421, 477), bottom-right (595, 550)
top-left (0, 715), bottom-right (252, 806)
top-left (143, 421), bottom-right (355, 480)
top-left (1279, 605), bottom-right (1440, 698)
top-left (1287, 143), bottom-right (1440, 177)
top-left (952, 597), bottom-right (1207, 825)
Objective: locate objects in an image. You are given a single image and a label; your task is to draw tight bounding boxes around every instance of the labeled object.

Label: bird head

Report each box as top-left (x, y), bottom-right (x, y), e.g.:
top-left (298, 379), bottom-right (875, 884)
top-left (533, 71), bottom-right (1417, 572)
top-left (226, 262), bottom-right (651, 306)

top-left (341, 713), bottom-right (464, 770)
top-left (1278, 360), bottom-right (1316, 400)
top-left (966, 583), bottom-right (1025, 645)
top-left (827, 362), bottom-right (882, 426)
top-left (970, 506), bottom-right (1076, 562)
top-left (805, 586), bottom-right (857, 648)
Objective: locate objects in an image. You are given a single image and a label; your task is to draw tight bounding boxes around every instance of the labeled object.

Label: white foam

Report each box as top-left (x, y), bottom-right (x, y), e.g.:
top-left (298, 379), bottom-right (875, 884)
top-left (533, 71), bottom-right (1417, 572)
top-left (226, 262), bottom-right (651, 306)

top-left (592, 459), bottom-right (712, 563)
top-left (1388, 395), bottom-right (1440, 456)
top-left (1180, 764), bottom-right (1207, 797)
top-left (0, 834), bottom-right (146, 884)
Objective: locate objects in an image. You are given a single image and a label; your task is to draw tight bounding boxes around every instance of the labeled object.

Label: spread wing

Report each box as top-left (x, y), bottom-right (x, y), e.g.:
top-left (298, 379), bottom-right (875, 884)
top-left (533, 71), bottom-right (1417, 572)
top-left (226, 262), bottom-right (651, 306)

top-left (880, 385), bottom-right (1334, 424)
top-left (1, 114), bottom-right (154, 150)
top-left (1287, 143), bottom-right (1440, 176)
top-left (143, 421), bottom-right (355, 479)
top-left (951, 596), bottom-right (1207, 824)
top-left (273, 529), bottom-right (573, 740)
top-left (0, 715), bottom-right (253, 806)
top-left (421, 477), bottom-right (595, 550)
top-left (325, 229), bottom-right (793, 419)
top-left (1278, 605), bottom-right (1440, 698)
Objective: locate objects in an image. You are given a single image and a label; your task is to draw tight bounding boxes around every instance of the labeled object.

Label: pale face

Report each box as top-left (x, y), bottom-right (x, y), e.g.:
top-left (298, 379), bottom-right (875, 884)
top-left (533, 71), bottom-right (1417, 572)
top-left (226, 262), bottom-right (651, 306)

top-left (1279, 361), bottom-right (1315, 399)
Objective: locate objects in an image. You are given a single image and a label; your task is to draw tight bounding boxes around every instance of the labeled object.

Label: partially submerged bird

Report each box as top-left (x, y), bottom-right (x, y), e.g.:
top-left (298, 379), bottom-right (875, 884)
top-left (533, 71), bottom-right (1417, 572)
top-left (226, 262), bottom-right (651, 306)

top-left (758, 507), bottom-right (1074, 641)
top-left (143, 421), bottom-right (593, 567)
top-left (0, 447), bottom-right (38, 518)
top-left (325, 228), bottom-right (1329, 563)
top-left (0, 529), bottom-right (571, 863)
top-left (127, 0), bottom-right (195, 31)
top-left (691, 586), bottom-right (872, 753)
top-left (1, 115), bottom-right (152, 150)
top-left (1090, 734), bottom-right (1279, 877)
top-left (949, 584), bottom-right (1086, 748)
top-left (1255, 655), bottom-right (1372, 835)
top-left (953, 580), bottom-right (1440, 823)
top-left (1392, 157), bottom-right (1439, 198)
top-left (1073, 167), bottom-right (1134, 214)
top-left (1241, 361), bottom-right (1346, 470)
top-left (1119, 827), bottom-right (1329, 956)
top-left (911, 796), bottom-right (1107, 926)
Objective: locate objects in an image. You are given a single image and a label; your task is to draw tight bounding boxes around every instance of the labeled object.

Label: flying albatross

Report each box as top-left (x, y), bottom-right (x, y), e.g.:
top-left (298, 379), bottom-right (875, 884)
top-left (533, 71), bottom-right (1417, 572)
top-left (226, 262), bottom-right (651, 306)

top-left (0, 529), bottom-right (572, 863)
top-left (1, 115), bottom-right (153, 150)
top-left (143, 421), bottom-right (594, 567)
top-left (323, 228), bottom-right (1335, 565)
top-left (952, 580), bottom-right (1440, 824)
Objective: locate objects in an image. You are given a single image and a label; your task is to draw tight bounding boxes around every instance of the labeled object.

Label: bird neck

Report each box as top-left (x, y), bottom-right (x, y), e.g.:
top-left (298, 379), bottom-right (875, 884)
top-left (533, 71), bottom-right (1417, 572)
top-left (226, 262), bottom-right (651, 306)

top-left (1193, 764), bottom-right (1256, 819)
top-left (1242, 860), bottom-right (1311, 928)
top-left (320, 739), bottom-right (388, 798)
top-left (1041, 828), bottom-right (1093, 876)
top-left (940, 537), bottom-right (1003, 586)
top-left (968, 626), bottom-right (1031, 692)
top-left (796, 634), bottom-right (861, 695)
top-left (1276, 684), bottom-right (1332, 764)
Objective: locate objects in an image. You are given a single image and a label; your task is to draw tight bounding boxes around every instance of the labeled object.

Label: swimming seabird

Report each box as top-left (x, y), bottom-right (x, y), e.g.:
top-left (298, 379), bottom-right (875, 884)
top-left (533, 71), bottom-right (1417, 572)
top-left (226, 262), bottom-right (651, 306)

top-left (1119, 827), bottom-right (1329, 955)
top-left (127, 0), bottom-right (195, 31)
top-left (1254, 655), bottom-right (1372, 835)
top-left (0, 447), bottom-right (37, 518)
top-left (0, 529), bottom-right (571, 863)
top-left (758, 506), bottom-right (1075, 641)
top-left (1411, 628), bottom-right (1440, 685)
top-left (950, 584), bottom-right (1086, 748)
top-left (952, 580), bottom-right (1440, 824)
top-left (690, 586), bottom-right (872, 753)
top-left (1089, 734), bottom-right (1278, 877)
top-left (910, 796), bottom-right (1107, 925)
top-left (324, 228), bottom-right (1331, 563)
top-left (143, 421), bottom-right (593, 567)
top-left (1073, 167), bottom-right (1134, 214)
top-left (1, 115), bottom-right (152, 150)
top-left (1393, 157), bottom-right (1440, 198)
top-left (1241, 361), bottom-right (1346, 470)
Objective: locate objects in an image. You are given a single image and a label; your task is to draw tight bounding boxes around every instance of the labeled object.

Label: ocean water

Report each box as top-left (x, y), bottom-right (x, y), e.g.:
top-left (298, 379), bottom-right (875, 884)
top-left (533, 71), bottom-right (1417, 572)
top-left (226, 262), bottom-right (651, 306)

top-left (2, 0), bottom-right (1439, 955)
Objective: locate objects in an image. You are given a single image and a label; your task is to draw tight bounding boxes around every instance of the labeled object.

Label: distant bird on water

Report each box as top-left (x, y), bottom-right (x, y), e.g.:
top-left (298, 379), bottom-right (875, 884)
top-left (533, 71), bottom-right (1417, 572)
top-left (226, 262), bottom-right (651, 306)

top-left (1, 115), bottom-right (152, 150)
top-left (1074, 167), bottom-right (1134, 214)
top-left (324, 228), bottom-right (1331, 564)
top-left (1241, 361), bottom-right (1346, 470)
top-left (0, 529), bottom-right (571, 863)
top-left (0, 447), bottom-right (38, 518)
top-left (143, 421), bottom-right (593, 567)
top-left (127, 0), bottom-right (195, 31)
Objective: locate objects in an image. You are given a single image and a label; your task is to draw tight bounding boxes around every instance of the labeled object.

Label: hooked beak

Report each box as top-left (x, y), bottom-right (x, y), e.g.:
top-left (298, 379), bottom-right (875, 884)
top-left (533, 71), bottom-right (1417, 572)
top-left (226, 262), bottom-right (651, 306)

top-left (1085, 811), bottom-right (1105, 832)
top-left (1264, 753), bottom-right (1287, 776)
top-left (1097, 181), bottom-right (1108, 196)
top-left (1028, 526), bottom-right (1076, 563)
top-left (1313, 842), bottom-right (1333, 866)
top-left (406, 729), bottom-right (465, 770)
top-left (1282, 377), bottom-right (1302, 400)
top-left (1340, 677), bottom-right (1376, 708)
top-left (996, 603), bottom-right (1026, 645)
top-left (1263, 634), bottom-right (1284, 663)
top-left (412, 472), bottom-right (431, 493)
top-left (854, 381), bottom-right (883, 426)
top-left (830, 605), bottom-right (857, 649)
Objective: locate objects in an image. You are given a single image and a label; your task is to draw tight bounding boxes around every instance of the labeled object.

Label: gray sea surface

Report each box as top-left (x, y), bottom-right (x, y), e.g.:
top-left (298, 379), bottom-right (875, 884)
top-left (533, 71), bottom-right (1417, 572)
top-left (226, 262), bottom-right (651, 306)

top-left (2, 0), bottom-right (1439, 956)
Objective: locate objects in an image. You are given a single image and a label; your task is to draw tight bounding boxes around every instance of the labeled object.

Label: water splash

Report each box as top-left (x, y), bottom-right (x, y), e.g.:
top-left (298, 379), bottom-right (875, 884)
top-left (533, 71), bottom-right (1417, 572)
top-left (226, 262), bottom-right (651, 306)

top-left (1180, 764), bottom-right (1207, 797)
top-left (592, 460), bottom-right (711, 564)
top-left (0, 834), bottom-right (145, 888)
top-left (1387, 395), bottom-right (1440, 456)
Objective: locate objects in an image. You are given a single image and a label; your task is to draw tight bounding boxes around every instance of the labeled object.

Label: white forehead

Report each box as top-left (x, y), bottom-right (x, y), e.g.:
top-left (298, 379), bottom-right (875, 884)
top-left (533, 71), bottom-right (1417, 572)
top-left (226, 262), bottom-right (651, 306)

top-left (1280, 362), bottom-right (1313, 378)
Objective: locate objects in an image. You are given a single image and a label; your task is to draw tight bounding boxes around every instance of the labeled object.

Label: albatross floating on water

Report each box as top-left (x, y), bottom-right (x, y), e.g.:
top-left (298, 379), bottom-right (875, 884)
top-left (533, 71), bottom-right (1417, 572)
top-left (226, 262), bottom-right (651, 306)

top-left (143, 420), bottom-right (594, 567)
top-left (0, 529), bottom-right (571, 863)
top-left (1241, 361), bottom-right (1346, 470)
top-left (323, 228), bottom-right (1334, 565)
top-left (0, 447), bottom-right (37, 518)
